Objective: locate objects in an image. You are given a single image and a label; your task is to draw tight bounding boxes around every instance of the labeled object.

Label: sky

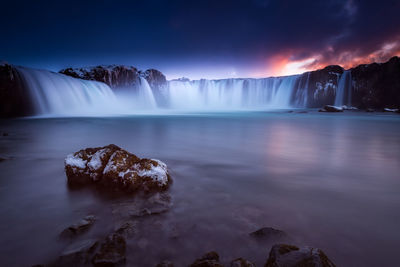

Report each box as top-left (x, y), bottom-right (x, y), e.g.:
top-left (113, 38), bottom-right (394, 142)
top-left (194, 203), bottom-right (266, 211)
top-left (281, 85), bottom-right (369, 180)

top-left (1, 0), bottom-right (400, 80)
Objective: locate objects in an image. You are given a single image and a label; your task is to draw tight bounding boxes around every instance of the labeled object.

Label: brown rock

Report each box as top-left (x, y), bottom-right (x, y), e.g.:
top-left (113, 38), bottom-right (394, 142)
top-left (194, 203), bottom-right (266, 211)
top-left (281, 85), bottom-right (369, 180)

top-left (230, 257), bottom-right (255, 267)
top-left (249, 227), bottom-right (286, 241)
top-left (265, 244), bottom-right (336, 267)
top-left (190, 251), bottom-right (224, 267)
top-left (92, 233), bottom-right (126, 266)
top-left (156, 260), bottom-right (174, 267)
top-left (65, 144), bottom-right (171, 193)
top-left (60, 215), bottom-right (96, 238)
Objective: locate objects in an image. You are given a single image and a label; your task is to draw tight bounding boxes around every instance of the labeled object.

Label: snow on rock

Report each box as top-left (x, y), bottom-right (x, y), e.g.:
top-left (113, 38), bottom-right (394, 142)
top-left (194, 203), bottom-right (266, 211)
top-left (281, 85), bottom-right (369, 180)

top-left (65, 154), bottom-right (87, 168)
top-left (318, 105), bottom-right (344, 112)
top-left (87, 148), bottom-right (108, 171)
top-left (59, 65), bottom-right (140, 88)
top-left (65, 144), bottom-right (171, 192)
top-left (383, 108), bottom-right (400, 113)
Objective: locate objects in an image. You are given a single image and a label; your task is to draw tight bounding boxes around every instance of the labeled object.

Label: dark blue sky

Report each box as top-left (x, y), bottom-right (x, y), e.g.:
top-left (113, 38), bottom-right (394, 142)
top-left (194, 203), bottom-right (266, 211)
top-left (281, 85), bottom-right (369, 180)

top-left (1, 0), bottom-right (399, 79)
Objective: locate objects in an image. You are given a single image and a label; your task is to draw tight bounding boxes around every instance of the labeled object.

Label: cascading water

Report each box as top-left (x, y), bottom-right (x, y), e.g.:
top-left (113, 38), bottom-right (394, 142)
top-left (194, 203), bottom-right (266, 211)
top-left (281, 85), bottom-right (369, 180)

top-left (167, 76), bottom-right (301, 111)
top-left (16, 67), bottom-right (119, 116)
top-left (16, 67), bottom-right (158, 116)
top-left (269, 75), bottom-right (300, 108)
top-left (293, 72), bottom-right (310, 107)
top-left (16, 66), bottom-right (312, 116)
top-left (114, 77), bottom-right (157, 110)
top-left (334, 70), bottom-right (352, 106)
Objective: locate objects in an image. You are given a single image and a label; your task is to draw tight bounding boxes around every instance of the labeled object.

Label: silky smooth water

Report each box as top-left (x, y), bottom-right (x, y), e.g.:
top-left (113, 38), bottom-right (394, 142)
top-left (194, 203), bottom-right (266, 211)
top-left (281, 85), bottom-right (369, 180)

top-left (16, 67), bottom-right (316, 116)
top-left (0, 112), bottom-right (400, 266)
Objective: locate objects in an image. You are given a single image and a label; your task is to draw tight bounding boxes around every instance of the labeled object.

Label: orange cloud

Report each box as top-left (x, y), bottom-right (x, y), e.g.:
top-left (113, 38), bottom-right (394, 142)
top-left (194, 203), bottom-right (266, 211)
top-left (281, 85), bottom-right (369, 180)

top-left (257, 37), bottom-right (400, 77)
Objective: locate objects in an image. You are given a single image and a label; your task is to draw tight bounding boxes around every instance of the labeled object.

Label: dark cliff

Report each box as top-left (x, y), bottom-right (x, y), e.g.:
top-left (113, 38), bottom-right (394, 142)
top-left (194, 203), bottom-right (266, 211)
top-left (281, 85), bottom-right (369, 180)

top-left (59, 65), bottom-right (167, 92)
top-left (300, 57), bottom-right (400, 108)
top-left (351, 56), bottom-right (400, 108)
top-left (0, 63), bottom-right (34, 117)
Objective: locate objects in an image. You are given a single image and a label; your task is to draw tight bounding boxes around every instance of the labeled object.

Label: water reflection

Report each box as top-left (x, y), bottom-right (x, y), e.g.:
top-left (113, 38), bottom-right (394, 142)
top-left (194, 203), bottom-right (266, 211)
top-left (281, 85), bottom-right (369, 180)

top-left (0, 112), bottom-right (399, 266)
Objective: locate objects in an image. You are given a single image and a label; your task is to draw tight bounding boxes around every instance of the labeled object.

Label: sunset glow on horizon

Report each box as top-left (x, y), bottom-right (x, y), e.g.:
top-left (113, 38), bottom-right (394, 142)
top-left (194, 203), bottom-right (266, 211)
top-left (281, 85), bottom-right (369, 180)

top-left (253, 37), bottom-right (400, 78)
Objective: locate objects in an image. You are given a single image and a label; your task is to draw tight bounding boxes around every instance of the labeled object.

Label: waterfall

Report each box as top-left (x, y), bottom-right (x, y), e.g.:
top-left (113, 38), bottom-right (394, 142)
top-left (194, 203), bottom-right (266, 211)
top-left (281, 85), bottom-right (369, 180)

top-left (293, 72), bottom-right (310, 107)
top-left (334, 70), bottom-right (352, 106)
top-left (16, 67), bottom-right (160, 116)
top-left (16, 67), bottom-right (119, 116)
top-left (269, 75), bottom-right (300, 108)
top-left (115, 77), bottom-right (157, 110)
top-left (166, 76), bottom-right (301, 111)
top-left (15, 66), bottom-right (308, 116)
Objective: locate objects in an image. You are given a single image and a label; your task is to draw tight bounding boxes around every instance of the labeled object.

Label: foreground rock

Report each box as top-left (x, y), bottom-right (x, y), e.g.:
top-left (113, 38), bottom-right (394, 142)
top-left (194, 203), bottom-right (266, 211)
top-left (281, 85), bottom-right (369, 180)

top-left (156, 260), bottom-right (174, 267)
top-left (65, 144), bottom-right (171, 193)
top-left (60, 215), bottom-right (96, 238)
top-left (190, 251), bottom-right (224, 267)
top-left (265, 244), bottom-right (336, 267)
top-left (230, 258), bottom-right (255, 267)
top-left (319, 105), bottom-right (344, 112)
top-left (249, 227), bottom-right (286, 241)
top-left (190, 252), bottom-right (255, 267)
top-left (56, 239), bottom-right (98, 266)
top-left (54, 221), bottom-right (133, 267)
top-left (91, 232), bottom-right (126, 266)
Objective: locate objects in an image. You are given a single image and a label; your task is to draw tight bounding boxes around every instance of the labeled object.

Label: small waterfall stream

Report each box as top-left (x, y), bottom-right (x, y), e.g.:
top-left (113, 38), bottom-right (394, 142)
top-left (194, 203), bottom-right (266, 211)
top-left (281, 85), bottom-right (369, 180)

top-left (335, 70), bottom-right (352, 106)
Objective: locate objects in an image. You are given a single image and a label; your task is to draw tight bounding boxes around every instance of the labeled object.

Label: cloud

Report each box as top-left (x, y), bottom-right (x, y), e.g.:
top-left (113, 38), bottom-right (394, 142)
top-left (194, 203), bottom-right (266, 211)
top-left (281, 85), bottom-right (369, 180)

top-left (344, 0), bottom-right (357, 17)
top-left (264, 35), bottom-right (400, 76)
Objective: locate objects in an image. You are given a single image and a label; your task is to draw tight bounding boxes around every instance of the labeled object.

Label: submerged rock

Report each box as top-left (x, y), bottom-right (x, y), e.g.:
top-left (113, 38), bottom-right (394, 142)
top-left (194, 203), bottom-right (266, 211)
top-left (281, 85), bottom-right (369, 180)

top-left (318, 105), bottom-right (344, 112)
top-left (65, 144), bottom-right (171, 193)
top-left (156, 260), bottom-right (174, 267)
top-left (114, 221), bottom-right (137, 237)
top-left (60, 215), bottom-right (96, 238)
top-left (55, 239), bottom-right (99, 267)
top-left (55, 232), bottom-right (127, 267)
top-left (249, 227), bottom-right (286, 241)
top-left (366, 108), bottom-right (375, 112)
top-left (230, 258), bottom-right (255, 267)
top-left (54, 218), bottom-right (133, 266)
top-left (92, 232), bottom-right (126, 266)
top-left (265, 244), bottom-right (336, 267)
top-left (112, 192), bottom-right (172, 218)
top-left (190, 251), bottom-right (223, 267)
